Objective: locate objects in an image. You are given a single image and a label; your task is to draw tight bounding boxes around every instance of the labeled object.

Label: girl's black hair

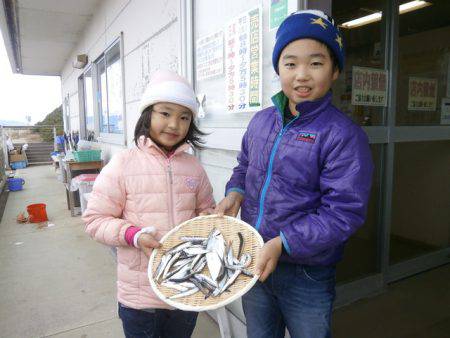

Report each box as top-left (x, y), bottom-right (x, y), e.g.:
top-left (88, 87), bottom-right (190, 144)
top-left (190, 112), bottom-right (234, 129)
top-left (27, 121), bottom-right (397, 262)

top-left (133, 105), bottom-right (207, 150)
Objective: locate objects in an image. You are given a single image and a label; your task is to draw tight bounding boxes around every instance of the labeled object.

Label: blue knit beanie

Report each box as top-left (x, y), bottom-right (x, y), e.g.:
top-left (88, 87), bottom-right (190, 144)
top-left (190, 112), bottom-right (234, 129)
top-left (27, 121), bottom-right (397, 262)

top-left (272, 10), bottom-right (345, 73)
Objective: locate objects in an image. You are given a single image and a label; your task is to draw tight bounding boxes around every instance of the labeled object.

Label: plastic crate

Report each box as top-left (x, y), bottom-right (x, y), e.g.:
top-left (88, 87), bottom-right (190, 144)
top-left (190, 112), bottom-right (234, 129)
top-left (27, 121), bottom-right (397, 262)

top-left (10, 161), bottom-right (27, 170)
top-left (73, 150), bottom-right (102, 162)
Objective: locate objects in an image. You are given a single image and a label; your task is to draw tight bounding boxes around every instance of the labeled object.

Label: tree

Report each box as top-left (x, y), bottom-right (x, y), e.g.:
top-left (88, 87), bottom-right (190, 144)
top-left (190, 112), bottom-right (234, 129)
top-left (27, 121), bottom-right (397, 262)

top-left (33, 105), bottom-right (64, 142)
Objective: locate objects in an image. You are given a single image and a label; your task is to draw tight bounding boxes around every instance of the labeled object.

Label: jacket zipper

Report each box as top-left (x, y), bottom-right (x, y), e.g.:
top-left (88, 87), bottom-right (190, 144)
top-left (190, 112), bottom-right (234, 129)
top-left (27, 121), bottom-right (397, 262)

top-left (254, 116), bottom-right (299, 231)
top-left (167, 159), bottom-right (175, 227)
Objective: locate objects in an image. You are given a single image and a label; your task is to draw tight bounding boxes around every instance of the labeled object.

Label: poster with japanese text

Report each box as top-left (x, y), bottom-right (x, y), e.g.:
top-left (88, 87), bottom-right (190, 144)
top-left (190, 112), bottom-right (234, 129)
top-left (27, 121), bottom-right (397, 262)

top-left (408, 77), bottom-right (437, 111)
top-left (225, 7), bottom-right (262, 113)
top-left (351, 66), bottom-right (388, 106)
top-left (196, 31), bottom-right (224, 81)
top-left (440, 98), bottom-right (450, 125)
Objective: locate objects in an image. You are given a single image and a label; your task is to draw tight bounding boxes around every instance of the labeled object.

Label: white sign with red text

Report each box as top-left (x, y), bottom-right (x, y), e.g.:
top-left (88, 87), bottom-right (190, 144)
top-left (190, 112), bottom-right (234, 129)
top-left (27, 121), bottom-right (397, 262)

top-left (351, 66), bottom-right (388, 107)
top-left (408, 77), bottom-right (437, 111)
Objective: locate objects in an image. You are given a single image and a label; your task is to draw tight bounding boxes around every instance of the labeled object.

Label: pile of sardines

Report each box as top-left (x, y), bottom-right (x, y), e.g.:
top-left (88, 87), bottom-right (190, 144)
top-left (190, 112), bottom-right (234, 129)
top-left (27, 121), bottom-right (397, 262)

top-left (154, 227), bottom-right (253, 300)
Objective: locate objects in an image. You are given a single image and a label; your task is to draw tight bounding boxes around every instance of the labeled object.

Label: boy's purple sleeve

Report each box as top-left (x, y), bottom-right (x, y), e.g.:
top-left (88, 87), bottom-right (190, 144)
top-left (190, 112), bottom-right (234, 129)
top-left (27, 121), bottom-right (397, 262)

top-left (280, 128), bottom-right (374, 259)
top-left (225, 130), bottom-right (249, 196)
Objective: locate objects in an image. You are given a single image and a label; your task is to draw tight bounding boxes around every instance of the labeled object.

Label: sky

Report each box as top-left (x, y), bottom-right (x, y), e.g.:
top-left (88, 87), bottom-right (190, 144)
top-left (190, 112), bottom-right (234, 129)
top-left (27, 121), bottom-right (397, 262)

top-left (0, 33), bottom-right (62, 125)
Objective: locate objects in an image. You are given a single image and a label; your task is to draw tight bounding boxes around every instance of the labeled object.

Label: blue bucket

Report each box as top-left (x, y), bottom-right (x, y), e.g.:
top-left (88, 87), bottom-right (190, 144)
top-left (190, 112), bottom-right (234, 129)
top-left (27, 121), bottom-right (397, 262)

top-left (7, 178), bottom-right (25, 191)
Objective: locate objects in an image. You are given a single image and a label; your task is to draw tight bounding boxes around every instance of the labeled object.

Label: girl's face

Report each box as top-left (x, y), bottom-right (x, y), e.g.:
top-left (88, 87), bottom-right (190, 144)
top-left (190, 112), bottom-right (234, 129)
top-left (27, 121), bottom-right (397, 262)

top-left (149, 102), bottom-right (192, 152)
top-left (278, 38), bottom-right (339, 114)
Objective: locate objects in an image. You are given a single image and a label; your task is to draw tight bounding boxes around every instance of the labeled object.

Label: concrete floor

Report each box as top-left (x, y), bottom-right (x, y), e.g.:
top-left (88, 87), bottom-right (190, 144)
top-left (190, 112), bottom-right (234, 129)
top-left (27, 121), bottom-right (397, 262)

top-left (333, 266), bottom-right (450, 338)
top-left (0, 165), bottom-right (449, 338)
top-left (0, 165), bottom-right (219, 338)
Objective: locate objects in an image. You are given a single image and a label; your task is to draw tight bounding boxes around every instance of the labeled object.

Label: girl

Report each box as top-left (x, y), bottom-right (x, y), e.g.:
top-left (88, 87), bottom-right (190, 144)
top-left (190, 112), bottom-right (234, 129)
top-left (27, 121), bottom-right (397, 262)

top-left (83, 70), bottom-right (215, 338)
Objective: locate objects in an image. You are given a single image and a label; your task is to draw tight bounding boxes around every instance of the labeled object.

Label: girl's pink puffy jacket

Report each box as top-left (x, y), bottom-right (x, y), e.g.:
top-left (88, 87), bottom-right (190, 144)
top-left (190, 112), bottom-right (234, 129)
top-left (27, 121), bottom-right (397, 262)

top-left (82, 136), bottom-right (215, 309)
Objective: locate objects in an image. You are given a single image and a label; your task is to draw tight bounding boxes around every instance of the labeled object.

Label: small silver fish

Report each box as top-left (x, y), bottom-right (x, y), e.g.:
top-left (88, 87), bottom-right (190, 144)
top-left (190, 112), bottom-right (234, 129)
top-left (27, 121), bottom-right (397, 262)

top-left (194, 273), bottom-right (218, 289)
top-left (169, 287), bottom-right (199, 299)
top-left (155, 253), bottom-right (171, 281)
top-left (162, 251), bottom-right (182, 280)
top-left (180, 236), bottom-right (207, 245)
top-left (219, 269), bottom-right (241, 295)
top-left (156, 226), bottom-right (253, 299)
top-left (206, 228), bottom-right (226, 281)
top-left (183, 246), bottom-right (210, 256)
top-left (162, 281), bottom-right (189, 292)
top-left (166, 242), bottom-right (192, 255)
top-left (206, 251), bottom-right (223, 281)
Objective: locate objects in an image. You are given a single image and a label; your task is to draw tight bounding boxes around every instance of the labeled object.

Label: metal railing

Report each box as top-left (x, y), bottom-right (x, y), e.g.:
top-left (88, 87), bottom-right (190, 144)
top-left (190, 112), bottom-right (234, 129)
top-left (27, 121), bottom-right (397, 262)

top-left (2, 125), bottom-right (59, 145)
top-left (1, 125), bottom-right (62, 168)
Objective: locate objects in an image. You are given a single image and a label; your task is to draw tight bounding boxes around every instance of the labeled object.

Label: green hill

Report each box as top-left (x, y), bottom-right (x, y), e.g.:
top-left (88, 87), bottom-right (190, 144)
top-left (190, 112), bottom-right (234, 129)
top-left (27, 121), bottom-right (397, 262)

top-left (33, 105), bottom-right (64, 142)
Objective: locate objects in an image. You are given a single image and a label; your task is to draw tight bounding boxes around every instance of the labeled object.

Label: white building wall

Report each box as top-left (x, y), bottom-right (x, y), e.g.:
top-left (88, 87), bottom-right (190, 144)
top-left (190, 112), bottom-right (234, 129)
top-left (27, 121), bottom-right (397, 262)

top-left (60, 0), bottom-right (182, 161)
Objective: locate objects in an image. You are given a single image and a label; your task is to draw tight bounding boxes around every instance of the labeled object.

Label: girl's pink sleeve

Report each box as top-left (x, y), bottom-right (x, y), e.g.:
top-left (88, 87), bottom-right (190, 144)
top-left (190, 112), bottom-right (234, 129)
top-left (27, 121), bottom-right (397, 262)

top-left (196, 167), bottom-right (215, 215)
top-left (82, 153), bottom-right (134, 247)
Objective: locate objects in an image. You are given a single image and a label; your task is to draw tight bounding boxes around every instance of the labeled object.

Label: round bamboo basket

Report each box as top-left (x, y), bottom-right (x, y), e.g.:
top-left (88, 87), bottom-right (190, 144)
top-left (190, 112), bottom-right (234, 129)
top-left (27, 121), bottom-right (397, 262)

top-left (148, 215), bottom-right (264, 311)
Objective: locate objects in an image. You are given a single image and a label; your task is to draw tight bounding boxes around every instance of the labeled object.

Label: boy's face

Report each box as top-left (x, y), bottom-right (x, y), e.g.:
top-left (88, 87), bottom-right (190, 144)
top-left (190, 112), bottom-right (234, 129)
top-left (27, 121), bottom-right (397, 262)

top-left (278, 38), bottom-right (339, 114)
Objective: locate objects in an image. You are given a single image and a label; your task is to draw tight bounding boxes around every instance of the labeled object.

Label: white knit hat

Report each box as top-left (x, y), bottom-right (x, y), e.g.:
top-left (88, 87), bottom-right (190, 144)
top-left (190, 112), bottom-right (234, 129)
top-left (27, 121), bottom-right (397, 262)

top-left (138, 70), bottom-right (198, 116)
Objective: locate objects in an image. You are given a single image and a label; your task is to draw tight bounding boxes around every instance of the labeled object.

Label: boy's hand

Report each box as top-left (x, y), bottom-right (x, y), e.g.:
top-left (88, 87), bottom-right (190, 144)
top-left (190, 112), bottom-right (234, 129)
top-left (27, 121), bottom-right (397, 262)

top-left (255, 236), bottom-right (283, 282)
top-left (137, 233), bottom-right (162, 257)
top-left (214, 191), bottom-right (244, 217)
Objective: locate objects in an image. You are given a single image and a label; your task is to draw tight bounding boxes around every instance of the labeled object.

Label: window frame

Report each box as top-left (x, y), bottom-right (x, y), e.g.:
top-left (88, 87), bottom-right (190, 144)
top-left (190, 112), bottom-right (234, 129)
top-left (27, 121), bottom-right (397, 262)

top-left (78, 65), bottom-right (97, 141)
top-left (93, 34), bottom-right (127, 146)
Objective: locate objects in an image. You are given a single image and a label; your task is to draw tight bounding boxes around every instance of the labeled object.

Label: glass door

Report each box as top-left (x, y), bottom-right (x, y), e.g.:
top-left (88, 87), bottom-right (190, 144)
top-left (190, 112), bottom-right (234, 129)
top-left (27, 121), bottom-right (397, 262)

top-left (331, 0), bottom-right (387, 286)
top-left (387, 0), bottom-right (450, 281)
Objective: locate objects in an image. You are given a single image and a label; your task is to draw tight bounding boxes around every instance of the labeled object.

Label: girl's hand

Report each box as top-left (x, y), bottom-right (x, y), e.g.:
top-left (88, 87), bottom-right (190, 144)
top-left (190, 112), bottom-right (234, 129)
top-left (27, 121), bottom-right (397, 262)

top-left (214, 191), bottom-right (244, 217)
top-left (255, 236), bottom-right (283, 282)
top-left (137, 233), bottom-right (162, 257)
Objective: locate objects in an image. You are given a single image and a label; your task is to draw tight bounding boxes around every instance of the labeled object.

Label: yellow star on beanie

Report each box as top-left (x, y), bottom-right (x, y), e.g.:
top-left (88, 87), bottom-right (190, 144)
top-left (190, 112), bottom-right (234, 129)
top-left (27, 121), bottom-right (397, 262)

top-left (310, 17), bottom-right (328, 29)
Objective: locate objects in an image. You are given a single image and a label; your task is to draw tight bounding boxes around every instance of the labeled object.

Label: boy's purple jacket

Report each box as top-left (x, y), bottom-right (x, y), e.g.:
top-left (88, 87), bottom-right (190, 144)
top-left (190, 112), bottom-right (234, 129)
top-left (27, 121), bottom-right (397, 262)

top-left (226, 91), bottom-right (374, 266)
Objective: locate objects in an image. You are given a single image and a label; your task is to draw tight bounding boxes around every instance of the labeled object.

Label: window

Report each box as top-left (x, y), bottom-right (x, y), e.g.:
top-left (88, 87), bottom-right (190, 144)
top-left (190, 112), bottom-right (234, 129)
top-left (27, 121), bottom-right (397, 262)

top-left (97, 56), bottom-right (108, 133)
top-left (63, 94), bottom-right (70, 131)
top-left (332, 1), bottom-right (386, 126)
top-left (396, 0), bottom-right (450, 125)
top-left (95, 40), bottom-right (124, 136)
top-left (81, 67), bottom-right (96, 141)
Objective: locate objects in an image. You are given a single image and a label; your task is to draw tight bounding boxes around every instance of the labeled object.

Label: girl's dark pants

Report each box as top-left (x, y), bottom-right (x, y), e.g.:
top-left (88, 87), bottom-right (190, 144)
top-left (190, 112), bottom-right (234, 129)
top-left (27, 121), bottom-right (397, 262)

top-left (118, 303), bottom-right (198, 338)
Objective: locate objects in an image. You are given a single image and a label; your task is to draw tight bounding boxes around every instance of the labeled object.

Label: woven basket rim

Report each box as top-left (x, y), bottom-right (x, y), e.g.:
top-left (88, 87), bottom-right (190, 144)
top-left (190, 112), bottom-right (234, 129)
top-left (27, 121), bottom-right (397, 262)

top-left (148, 215), bottom-right (263, 311)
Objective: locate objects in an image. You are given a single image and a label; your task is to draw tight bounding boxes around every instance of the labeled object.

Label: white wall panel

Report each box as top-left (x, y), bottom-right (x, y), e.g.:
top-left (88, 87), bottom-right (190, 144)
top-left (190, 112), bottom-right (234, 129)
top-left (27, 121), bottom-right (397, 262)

top-left (60, 0), bottom-right (182, 158)
top-left (198, 148), bottom-right (238, 201)
top-left (82, 8), bottom-right (107, 58)
top-left (124, 21), bottom-right (180, 104)
top-left (105, 0), bottom-right (130, 28)
top-left (125, 100), bottom-right (140, 147)
top-left (202, 128), bottom-right (245, 152)
top-left (106, 0), bottom-right (179, 56)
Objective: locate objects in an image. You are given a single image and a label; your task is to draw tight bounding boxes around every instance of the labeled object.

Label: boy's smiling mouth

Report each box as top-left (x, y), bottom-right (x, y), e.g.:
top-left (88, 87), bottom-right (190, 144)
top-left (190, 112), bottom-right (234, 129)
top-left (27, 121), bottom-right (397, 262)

top-left (294, 86), bottom-right (312, 97)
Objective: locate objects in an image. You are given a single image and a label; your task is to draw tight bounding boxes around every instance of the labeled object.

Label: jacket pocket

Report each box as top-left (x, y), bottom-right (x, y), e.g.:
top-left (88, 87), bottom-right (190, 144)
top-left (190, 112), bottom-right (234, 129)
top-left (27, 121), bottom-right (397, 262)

top-left (117, 246), bottom-right (141, 270)
top-left (301, 265), bottom-right (336, 283)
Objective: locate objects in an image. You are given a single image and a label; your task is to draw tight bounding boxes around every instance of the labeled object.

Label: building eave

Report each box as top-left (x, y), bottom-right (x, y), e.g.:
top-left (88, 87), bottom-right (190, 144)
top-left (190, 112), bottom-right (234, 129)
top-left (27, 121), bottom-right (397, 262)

top-left (0, 0), bottom-right (22, 73)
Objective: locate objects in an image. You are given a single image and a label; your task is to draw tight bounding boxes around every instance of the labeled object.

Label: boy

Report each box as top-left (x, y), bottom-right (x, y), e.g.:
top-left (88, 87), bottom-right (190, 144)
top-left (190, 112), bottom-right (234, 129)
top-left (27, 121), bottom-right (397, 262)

top-left (215, 10), bottom-right (374, 338)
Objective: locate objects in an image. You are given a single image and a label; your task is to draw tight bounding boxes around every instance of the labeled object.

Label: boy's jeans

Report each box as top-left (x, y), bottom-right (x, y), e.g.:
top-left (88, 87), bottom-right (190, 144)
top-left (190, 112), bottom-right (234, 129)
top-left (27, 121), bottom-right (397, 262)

top-left (242, 262), bottom-right (336, 338)
top-left (118, 303), bottom-right (198, 338)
